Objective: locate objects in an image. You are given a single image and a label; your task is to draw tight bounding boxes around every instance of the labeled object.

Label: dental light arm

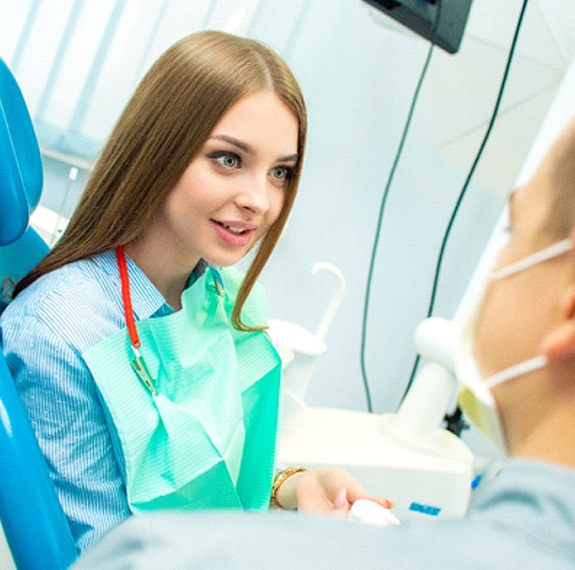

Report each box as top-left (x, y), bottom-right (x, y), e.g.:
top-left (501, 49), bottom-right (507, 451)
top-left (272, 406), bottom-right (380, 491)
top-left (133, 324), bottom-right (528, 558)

top-left (393, 318), bottom-right (458, 443)
top-left (393, 206), bottom-right (509, 444)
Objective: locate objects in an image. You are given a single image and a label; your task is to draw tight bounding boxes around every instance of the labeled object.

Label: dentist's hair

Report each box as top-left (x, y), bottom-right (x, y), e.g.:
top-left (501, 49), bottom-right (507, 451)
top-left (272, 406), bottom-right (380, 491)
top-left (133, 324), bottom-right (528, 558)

top-left (553, 119), bottom-right (575, 238)
top-left (15, 30), bottom-right (307, 330)
top-left (538, 113), bottom-right (575, 240)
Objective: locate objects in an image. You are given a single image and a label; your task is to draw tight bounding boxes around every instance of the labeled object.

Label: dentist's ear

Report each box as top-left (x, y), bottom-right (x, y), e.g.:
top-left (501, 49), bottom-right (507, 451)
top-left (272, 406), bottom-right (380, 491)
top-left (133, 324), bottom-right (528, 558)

top-left (540, 233), bottom-right (575, 362)
top-left (541, 316), bottom-right (575, 362)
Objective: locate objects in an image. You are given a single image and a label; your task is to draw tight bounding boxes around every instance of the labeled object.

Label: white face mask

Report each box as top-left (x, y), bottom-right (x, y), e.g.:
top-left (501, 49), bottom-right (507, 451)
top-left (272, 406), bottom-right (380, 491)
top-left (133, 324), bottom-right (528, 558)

top-left (455, 237), bottom-right (572, 453)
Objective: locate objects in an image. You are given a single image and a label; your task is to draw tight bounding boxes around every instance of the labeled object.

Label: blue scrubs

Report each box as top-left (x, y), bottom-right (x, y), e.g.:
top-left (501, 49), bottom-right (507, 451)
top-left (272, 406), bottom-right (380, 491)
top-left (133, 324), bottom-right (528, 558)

top-left (72, 459), bottom-right (575, 569)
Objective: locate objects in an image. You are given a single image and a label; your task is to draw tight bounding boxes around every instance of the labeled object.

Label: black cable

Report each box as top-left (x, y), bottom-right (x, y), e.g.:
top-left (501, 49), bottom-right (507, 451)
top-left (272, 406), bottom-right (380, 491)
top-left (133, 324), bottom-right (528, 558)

top-left (400, 0), bottom-right (530, 406)
top-left (360, 1), bottom-right (443, 412)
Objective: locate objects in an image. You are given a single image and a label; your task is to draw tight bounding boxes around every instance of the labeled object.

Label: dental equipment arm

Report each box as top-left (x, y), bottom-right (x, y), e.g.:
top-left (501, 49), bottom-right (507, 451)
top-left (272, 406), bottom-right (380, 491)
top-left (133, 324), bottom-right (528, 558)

top-left (278, 214), bottom-right (513, 522)
top-left (394, 204), bottom-right (511, 440)
top-left (279, 314), bottom-right (475, 522)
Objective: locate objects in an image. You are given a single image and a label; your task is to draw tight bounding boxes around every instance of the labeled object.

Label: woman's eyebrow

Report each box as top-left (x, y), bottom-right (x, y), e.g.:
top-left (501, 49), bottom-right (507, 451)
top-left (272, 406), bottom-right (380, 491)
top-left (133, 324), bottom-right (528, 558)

top-left (210, 134), bottom-right (253, 154)
top-left (279, 153), bottom-right (299, 163)
top-left (209, 134), bottom-right (299, 163)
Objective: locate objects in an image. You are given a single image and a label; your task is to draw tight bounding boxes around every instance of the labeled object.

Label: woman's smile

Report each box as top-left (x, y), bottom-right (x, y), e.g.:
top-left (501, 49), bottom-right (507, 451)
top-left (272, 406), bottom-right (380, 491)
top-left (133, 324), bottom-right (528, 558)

top-left (211, 219), bottom-right (257, 247)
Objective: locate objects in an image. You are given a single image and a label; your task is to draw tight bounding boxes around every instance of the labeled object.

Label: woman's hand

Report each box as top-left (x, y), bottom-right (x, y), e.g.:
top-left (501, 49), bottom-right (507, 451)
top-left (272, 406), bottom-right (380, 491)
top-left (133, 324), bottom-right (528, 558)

top-left (274, 467), bottom-right (394, 516)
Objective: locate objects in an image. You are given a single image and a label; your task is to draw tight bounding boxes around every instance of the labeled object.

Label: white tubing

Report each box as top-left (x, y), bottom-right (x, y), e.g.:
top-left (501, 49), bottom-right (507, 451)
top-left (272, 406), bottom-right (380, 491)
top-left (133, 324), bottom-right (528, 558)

top-left (312, 262), bottom-right (345, 343)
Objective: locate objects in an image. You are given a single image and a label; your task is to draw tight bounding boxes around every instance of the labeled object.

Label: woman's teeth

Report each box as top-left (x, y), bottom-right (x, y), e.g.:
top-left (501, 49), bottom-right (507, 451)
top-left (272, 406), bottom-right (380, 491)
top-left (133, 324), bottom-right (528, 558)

top-left (227, 226), bottom-right (247, 235)
top-left (218, 221), bottom-right (248, 234)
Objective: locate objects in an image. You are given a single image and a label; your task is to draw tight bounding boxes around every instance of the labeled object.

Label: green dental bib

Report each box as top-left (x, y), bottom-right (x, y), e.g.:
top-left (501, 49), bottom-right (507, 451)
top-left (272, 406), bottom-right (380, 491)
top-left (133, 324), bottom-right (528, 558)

top-left (84, 266), bottom-right (281, 513)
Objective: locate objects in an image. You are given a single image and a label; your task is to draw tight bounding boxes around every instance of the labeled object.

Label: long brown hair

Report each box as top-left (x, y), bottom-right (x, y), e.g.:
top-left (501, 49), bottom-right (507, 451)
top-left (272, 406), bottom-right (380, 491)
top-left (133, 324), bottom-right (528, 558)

top-left (16, 31), bottom-right (307, 330)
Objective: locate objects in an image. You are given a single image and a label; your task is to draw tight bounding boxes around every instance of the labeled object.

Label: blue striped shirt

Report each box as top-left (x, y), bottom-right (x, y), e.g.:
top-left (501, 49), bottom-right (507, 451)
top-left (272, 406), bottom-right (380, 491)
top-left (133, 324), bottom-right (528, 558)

top-left (0, 251), bottom-right (205, 551)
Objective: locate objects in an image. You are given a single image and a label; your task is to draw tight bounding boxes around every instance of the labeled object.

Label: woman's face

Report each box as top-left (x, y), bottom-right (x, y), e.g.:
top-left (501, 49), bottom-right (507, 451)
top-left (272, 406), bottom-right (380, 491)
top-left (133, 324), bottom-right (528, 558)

top-left (153, 90), bottom-right (299, 269)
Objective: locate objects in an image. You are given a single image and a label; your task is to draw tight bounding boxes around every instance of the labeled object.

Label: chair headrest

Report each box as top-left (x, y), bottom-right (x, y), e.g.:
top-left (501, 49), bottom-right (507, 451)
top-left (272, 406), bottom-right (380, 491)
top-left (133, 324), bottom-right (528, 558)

top-left (0, 58), bottom-right (43, 246)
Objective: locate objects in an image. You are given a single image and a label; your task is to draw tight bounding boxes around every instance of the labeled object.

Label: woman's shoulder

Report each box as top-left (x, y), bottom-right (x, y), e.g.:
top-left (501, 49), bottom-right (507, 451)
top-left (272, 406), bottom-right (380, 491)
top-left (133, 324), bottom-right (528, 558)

top-left (1, 253), bottom-right (125, 351)
top-left (12, 256), bottom-right (115, 310)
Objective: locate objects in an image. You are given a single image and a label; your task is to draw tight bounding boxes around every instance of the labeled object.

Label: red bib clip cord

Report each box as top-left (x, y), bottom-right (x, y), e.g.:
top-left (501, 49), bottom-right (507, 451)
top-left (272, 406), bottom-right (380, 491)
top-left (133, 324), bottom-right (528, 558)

top-left (116, 246), bottom-right (158, 395)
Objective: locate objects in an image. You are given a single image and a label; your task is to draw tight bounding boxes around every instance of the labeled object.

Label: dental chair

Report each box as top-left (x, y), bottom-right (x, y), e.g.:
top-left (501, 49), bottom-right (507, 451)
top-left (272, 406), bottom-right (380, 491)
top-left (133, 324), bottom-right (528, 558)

top-left (0, 58), bottom-right (77, 569)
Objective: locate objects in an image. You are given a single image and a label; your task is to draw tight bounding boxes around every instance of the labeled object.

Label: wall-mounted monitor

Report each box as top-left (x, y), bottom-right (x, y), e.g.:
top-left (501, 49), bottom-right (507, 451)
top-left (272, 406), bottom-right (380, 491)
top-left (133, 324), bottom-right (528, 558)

top-left (363, 0), bottom-right (473, 54)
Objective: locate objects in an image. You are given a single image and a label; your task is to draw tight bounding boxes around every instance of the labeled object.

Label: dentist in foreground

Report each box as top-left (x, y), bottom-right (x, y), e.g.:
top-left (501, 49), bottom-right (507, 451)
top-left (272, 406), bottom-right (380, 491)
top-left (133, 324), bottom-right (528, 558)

top-left (73, 114), bottom-right (575, 569)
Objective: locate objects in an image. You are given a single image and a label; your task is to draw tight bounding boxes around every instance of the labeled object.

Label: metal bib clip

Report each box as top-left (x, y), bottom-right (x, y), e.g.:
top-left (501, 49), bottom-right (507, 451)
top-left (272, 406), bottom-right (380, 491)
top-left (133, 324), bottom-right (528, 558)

top-left (130, 346), bottom-right (158, 396)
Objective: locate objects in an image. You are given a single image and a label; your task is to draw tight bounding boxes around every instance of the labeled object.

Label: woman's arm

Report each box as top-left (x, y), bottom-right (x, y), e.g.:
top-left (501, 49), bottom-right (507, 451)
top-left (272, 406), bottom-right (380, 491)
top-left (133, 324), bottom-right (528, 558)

top-left (1, 313), bottom-right (131, 551)
top-left (272, 466), bottom-right (394, 514)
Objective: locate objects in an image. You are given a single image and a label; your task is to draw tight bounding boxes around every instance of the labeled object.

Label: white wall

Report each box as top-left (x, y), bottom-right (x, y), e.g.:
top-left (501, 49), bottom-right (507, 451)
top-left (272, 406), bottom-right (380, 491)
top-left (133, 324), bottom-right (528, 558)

top-left (258, 0), bottom-right (575, 413)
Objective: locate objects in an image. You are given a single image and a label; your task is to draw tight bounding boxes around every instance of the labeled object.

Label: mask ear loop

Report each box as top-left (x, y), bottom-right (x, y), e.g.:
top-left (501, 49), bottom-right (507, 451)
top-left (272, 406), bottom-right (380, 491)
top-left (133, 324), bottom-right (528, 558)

top-left (116, 246), bottom-right (159, 396)
top-left (491, 238), bottom-right (572, 281)
top-left (483, 238), bottom-right (573, 389)
top-left (484, 355), bottom-right (547, 390)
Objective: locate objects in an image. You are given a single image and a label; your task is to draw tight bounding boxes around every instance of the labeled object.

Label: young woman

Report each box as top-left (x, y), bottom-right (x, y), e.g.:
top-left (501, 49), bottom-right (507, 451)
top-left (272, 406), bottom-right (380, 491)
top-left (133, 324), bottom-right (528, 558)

top-left (1, 31), bottom-right (389, 552)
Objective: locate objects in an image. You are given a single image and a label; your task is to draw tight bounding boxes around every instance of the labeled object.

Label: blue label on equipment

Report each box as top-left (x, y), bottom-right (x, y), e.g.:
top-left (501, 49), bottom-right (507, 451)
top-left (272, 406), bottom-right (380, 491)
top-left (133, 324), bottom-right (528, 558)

top-left (409, 502), bottom-right (441, 516)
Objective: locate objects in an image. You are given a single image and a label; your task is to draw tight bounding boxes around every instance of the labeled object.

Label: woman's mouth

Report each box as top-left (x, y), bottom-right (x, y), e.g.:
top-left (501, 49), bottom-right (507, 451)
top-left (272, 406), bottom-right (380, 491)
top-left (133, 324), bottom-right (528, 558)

top-left (219, 222), bottom-right (248, 234)
top-left (211, 219), bottom-right (255, 247)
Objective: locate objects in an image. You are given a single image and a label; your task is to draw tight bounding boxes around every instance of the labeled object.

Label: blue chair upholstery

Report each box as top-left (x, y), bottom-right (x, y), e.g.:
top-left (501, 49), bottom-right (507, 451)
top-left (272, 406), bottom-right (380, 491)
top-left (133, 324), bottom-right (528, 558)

top-left (0, 57), bottom-right (49, 311)
top-left (0, 58), bottom-right (77, 569)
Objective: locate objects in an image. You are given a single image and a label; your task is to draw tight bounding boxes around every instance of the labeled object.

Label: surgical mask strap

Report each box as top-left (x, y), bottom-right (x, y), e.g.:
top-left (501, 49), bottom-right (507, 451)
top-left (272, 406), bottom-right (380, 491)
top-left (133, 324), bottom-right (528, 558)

top-left (491, 238), bottom-right (572, 281)
top-left (482, 239), bottom-right (571, 389)
top-left (484, 355), bottom-right (547, 390)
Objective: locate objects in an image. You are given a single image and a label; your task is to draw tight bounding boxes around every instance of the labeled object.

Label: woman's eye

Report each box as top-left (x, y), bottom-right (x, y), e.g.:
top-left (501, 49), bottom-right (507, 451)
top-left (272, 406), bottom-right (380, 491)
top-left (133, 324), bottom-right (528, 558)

top-left (221, 154), bottom-right (239, 168)
top-left (271, 166), bottom-right (294, 182)
top-left (211, 152), bottom-right (240, 168)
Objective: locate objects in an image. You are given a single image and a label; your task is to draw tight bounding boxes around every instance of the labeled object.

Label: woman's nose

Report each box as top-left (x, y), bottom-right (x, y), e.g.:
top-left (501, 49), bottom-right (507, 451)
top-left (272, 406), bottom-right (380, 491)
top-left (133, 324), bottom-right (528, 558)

top-left (235, 173), bottom-right (270, 214)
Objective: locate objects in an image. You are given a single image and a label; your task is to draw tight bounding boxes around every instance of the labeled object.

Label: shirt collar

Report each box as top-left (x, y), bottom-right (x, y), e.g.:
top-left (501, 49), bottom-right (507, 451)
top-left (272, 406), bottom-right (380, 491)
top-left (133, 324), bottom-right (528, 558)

top-left (92, 250), bottom-right (208, 321)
